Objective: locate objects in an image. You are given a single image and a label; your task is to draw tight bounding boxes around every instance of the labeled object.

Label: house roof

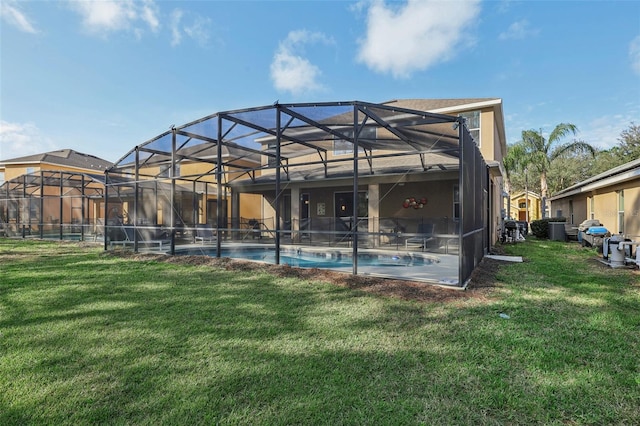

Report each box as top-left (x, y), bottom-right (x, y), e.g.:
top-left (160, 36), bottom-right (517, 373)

top-left (0, 149), bottom-right (112, 172)
top-left (548, 158), bottom-right (640, 200)
top-left (383, 98), bottom-right (502, 113)
top-left (510, 190), bottom-right (541, 200)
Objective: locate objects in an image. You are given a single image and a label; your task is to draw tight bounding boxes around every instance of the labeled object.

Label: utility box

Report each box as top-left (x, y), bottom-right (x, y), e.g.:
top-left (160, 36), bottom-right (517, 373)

top-left (549, 222), bottom-right (566, 241)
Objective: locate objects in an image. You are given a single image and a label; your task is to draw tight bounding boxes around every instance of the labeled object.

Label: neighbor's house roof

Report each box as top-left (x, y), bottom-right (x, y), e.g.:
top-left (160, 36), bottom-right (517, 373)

top-left (510, 190), bottom-right (541, 200)
top-left (0, 149), bottom-right (112, 172)
top-left (548, 158), bottom-right (640, 201)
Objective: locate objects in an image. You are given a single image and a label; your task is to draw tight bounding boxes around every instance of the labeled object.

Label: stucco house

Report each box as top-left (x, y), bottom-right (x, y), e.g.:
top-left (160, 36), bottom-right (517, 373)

top-left (548, 159), bottom-right (640, 239)
top-left (102, 99), bottom-right (507, 286)
top-left (0, 150), bottom-right (112, 238)
top-left (508, 190), bottom-right (542, 223)
top-left (0, 149), bottom-right (111, 183)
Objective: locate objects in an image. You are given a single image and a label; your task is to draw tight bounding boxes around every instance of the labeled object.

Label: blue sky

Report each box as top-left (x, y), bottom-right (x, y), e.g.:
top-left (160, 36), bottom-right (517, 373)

top-left (1, 0), bottom-right (639, 163)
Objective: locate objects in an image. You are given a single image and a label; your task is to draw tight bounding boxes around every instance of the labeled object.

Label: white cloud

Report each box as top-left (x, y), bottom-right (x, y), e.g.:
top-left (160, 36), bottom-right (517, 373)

top-left (582, 113), bottom-right (639, 150)
top-left (356, 0), bottom-right (481, 78)
top-left (68, 0), bottom-right (160, 37)
top-left (630, 35), bottom-right (640, 75)
top-left (0, 0), bottom-right (38, 34)
top-left (499, 19), bottom-right (539, 40)
top-left (0, 121), bottom-right (57, 160)
top-left (170, 9), bottom-right (184, 46)
top-left (169, 8), bottom-right (212, 47)
top-left (270, 30), bottom-right (334, 96)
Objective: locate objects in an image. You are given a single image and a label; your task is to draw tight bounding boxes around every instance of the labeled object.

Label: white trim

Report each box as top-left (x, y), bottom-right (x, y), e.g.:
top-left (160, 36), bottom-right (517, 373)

top-left (427, 99), bottom-right (502, 114)
top-left (549, 167), bottom-right (640, 200)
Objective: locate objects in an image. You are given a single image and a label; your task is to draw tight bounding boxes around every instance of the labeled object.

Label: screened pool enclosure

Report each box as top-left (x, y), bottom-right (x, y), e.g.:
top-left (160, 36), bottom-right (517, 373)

top-left (0, 170), bottom-right (106, 241)
top-left (102, 101), bottom-right (489, 287)
top-left (0, 101), bottom-right (490, 287)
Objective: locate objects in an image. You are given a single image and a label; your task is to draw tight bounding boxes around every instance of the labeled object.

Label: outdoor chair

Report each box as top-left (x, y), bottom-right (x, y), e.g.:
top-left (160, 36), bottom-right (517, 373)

top-left (405, 223), bottom-right (435, 251)
top-left (195, 224), bottom-right (216, 244)
top-left (247, 219), bottom-right (262, 239)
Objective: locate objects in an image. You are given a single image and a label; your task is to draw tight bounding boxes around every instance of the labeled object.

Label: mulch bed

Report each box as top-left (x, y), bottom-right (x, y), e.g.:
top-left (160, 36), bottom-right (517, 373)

top-left (107, 249), bottom-right (507, 303)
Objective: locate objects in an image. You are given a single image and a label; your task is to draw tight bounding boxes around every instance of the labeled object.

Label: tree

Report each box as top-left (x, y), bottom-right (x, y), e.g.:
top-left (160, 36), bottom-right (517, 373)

top-left (503, 141), bottom-right (528, 195)
top-left (614, 122), bottom-right (640, 161)
top-left (520, 123), bottom-right (595, 216)
top-left (504, 141), bottom-right (536, 221)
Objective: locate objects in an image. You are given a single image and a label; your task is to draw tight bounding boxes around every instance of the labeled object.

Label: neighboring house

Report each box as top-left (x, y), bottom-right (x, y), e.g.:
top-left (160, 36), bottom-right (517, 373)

top-left (549, 159), bottom-right (640, 239)
top-left (0, 149), bottom-right (112, 238)
top-left (0, 149), bottom-right (112, 182)
top-left (508, 190), bottom-right (542, 222)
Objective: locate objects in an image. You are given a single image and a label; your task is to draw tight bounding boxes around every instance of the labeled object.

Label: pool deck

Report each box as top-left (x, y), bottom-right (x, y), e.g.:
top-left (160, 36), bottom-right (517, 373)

top-left (164, 242), bottom-right (460, 286)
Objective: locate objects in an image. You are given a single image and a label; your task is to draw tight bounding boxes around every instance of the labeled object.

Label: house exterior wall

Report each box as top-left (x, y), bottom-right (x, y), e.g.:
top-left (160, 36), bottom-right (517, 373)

top-left (550, 170), bottom-right (640, 239)
top-left (2, 163), bottom-right (102, 182)
top-left (478, 108), bottom-right (495, 161)
top-left (509, 192), bottom-right (541, 222)
top-left (587, 183), bottom-right (640, 238)
top-left (551, 196), bottom-right (588, 225)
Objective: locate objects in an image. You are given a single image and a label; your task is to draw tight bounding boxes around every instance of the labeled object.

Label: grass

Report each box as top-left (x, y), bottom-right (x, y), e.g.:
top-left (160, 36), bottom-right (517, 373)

top-left (0, 238), bottom-right (638, 425)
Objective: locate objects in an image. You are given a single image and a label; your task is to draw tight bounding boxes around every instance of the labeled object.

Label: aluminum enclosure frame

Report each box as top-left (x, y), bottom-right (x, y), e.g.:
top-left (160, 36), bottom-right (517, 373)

top-left (106, 101), bottom-right (490, 287)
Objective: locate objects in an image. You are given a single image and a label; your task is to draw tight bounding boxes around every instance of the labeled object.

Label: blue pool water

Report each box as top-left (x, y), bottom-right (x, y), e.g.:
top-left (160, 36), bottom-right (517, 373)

top-left (175, 247), bottom-right (436, 268)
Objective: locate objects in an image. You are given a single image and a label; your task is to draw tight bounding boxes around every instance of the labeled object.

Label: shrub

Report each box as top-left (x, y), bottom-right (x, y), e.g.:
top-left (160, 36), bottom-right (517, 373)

top-left (531, 217), bottom-right (566, 239)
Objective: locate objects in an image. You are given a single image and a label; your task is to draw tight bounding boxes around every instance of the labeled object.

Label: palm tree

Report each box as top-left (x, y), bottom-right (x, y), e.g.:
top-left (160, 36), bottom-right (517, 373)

top-left (520, 123), bottom-right (595, 217)
top-left (503, 142), bottom-right (530, 220)
top-left (503, 141), bottom-right (528, 195)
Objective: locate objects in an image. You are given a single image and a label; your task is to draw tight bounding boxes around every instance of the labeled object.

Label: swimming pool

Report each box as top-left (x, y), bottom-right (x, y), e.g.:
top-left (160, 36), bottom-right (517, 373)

top-left (175, 246), bottom-right (439, 269)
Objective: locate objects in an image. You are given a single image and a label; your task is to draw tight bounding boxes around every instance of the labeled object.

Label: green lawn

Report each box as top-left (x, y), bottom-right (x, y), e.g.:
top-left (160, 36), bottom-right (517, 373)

top-left (1, 238), bottom-right (638, 425)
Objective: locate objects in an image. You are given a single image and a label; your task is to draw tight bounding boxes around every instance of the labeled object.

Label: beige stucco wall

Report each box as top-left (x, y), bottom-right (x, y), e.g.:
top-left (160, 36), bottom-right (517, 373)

top-left (3, 163), bottom-right (104, 182)
top-left (551, 177), bottom-right (640, 239)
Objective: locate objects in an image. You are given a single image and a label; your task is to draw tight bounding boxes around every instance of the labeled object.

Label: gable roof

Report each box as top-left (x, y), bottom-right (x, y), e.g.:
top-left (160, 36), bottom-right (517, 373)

top-left (510, 190), bottom-right (541, 200)
top-left (0, 149), bottom-right (112, 172)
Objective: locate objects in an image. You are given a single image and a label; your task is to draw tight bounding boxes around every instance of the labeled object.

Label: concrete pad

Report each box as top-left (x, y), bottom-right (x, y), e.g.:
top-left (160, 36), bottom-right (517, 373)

top-left (485, 254), bottom-right (523, 262)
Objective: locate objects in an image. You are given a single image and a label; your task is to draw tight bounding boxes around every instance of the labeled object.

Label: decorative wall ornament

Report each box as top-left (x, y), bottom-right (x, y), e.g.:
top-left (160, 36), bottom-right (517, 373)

top-left (403, 197), bottom-right (427, 209)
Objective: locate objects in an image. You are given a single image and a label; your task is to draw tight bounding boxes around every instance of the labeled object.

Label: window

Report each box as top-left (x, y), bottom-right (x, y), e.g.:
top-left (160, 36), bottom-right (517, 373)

top-left (333, 127), bottom-right (375, 156)
top-left (459, 110), bottom-right (480, 146)
top-left (453, 185), bottom-right (460, 221)
top-left (589, 197), bottom-right (595, 220)
top-left (0, 172), bottom-right (4, 185)
top-left (617, 190), bottom-right (624, 234)
top-left (26, 167), bottom-right (35, 174)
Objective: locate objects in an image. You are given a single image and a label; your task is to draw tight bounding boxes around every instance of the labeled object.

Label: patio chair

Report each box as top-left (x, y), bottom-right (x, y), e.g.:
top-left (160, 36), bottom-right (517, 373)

top-left (405, 223), bottom-right (435, 251)
top-left (195, 224), bottom-right (216, 244)
top-left (247, 219), bottom-right (262, 239)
